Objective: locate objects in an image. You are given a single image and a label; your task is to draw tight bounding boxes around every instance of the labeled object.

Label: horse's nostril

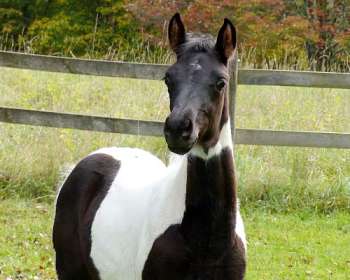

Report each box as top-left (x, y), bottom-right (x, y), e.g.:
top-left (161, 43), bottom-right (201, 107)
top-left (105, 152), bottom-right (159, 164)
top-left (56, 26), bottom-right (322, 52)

top-left (164, 116), bottom-right (193, 142)
top-left (182, 119), bottom-right (192, 131)
top-left (181, 132), bottom-right (191, 141)
top-left (181, 119), bottom-right (193, 141)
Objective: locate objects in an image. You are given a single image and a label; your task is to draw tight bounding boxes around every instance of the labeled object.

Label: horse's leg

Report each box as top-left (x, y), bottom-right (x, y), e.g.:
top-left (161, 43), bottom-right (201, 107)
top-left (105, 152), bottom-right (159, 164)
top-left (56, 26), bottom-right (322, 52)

top-left (53, 188), bottom-right (91, 280)
top-left (54, 228), bottom-right (90, 279)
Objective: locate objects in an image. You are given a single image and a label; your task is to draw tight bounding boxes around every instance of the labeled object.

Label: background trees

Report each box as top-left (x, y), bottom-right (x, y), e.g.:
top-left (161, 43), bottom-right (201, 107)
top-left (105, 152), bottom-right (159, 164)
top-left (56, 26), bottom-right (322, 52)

top-left (0, 0), bottom-right (137, 56)
top-left (0, 0), bottom-right (349, 71)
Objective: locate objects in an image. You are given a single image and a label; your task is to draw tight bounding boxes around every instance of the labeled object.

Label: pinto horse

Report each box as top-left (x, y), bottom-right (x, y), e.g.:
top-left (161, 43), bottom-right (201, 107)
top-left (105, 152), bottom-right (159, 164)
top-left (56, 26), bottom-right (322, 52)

top-left (53, 13), bottom-right (246, 280)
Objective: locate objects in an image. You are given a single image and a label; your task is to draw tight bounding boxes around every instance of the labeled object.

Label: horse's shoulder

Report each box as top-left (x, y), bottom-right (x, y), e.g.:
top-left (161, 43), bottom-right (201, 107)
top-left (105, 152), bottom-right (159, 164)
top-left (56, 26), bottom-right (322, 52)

top-left (79, 151), bottom-right (120, 176)
top-left (56, 151), bottom-right (120, 204)
top-left (91, 147), bottom-right (165, 170)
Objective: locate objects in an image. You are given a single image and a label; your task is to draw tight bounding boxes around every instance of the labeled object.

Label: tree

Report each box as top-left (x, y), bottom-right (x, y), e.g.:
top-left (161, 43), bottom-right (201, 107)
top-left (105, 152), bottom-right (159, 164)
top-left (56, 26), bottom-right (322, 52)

top-left (0, 0), bottom-right (348, 70)
top-left (129, 0), bottom-right (312, 68)
top-left (302, 0), bottom-right (350, 71)
top-left (129, 0), bottom-right (349, 70)
top-left (0, 0), bottom-right (138, 56)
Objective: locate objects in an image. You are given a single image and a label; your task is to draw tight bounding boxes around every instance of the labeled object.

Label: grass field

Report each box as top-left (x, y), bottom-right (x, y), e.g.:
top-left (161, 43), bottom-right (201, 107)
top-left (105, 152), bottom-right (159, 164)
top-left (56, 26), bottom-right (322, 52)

top-left (0, 67), bottom-right (349, 212)
top-left (0, 66), bottom-right (349, 279)
top-left (0, 200), bottom-right (349, 279)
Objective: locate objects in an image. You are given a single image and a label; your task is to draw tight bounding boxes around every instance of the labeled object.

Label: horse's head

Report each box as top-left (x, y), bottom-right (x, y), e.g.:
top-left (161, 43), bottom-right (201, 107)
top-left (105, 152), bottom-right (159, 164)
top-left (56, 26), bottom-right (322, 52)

top-left (164, 13), bottom-right (237, 155)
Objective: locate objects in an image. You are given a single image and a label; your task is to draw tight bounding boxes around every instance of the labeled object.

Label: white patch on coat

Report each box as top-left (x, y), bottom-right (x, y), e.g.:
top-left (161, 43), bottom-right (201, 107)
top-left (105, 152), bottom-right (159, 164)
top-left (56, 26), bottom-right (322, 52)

top-left (90, 147), bottom-right (188, 280)
top-left (235, 203), bottom-right (247, 251)
top-left (190, 62), bottom-right (202, 71)
top-left (86, 120), bottom-right (245, 278)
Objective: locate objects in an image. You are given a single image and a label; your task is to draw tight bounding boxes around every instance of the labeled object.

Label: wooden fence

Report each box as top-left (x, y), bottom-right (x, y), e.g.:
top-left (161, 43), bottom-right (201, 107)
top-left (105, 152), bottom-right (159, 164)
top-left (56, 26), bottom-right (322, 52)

top-left (0, 51), bottom-right (349, 149)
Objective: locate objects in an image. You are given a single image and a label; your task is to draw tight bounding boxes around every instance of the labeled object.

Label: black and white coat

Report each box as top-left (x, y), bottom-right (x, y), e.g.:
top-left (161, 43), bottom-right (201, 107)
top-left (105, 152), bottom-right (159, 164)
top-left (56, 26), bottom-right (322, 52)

top-left (53, 13), bottom-right (246, 280)
top-left (54, 121), bottom-right (246, 279)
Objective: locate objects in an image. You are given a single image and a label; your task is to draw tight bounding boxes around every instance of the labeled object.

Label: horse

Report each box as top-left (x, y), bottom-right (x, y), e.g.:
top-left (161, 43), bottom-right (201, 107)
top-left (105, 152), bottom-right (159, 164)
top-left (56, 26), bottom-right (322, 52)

top-left (53, 13), bottom-right (246, 280)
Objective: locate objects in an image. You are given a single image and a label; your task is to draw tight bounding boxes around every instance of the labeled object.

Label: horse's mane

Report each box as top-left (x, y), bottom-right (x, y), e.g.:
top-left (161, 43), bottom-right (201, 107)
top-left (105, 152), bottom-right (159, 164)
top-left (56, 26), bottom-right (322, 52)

top-left (181, 33), bottom-right (216, 53)
top-left (177, 33), bottom-right (236, 74)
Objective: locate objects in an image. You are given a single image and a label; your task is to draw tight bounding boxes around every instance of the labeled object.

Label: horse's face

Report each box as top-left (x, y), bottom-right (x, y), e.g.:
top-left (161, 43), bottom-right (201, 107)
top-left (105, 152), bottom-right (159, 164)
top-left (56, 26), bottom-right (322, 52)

top-left (164, 14), bottom-right (237, 155)
top-left (164, 51), bottom-right (228, 155)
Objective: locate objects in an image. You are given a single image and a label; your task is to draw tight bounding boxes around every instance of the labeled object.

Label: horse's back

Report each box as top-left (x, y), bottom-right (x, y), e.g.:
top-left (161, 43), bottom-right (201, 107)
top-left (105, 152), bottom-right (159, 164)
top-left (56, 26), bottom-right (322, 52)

top-left (53, 147), bottom-right (166, 280)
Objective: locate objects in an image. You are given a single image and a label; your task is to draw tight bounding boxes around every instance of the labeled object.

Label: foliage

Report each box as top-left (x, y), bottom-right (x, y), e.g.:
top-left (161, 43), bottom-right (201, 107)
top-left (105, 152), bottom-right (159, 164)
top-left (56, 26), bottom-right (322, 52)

top-left (0, 0), bottom-right (139, 57)
top-left (0, 0), bottom-right (349, 70)
top-left (129, 0), bottom-right (350, 71)
top-left (293, 0), bottom-right (350, 71)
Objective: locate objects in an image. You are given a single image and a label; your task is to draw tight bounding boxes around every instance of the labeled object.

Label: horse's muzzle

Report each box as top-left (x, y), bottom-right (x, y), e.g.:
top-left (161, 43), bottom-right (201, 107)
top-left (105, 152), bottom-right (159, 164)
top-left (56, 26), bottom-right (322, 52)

top-left (164, 116), bottom-right (196, 155)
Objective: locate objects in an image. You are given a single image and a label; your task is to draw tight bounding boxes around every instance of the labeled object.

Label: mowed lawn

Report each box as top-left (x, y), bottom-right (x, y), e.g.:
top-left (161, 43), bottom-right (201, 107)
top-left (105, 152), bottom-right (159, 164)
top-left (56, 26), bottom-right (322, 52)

top-left (0, 200), bottom-right (349, 279)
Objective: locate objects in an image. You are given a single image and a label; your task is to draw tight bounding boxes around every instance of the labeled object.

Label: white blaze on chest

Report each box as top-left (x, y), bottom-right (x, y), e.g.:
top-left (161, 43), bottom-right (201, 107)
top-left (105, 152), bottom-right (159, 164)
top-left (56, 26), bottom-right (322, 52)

top-left (90, 147), bottom-right (188, 280)
top-left (191, 121), bottom-right (233, 160)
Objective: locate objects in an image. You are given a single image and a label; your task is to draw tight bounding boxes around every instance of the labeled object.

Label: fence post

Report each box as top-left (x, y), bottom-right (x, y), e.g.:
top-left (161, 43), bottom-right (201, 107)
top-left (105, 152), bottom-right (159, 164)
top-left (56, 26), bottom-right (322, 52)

top-left (229, 51), bottom-right (238, 145)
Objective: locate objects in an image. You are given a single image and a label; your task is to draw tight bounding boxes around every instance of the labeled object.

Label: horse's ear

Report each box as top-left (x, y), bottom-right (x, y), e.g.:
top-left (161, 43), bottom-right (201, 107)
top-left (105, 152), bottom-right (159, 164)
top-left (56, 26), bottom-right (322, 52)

top-left (215, 19), bottom-right (237, 63)
top-left (168, 13), bottom-right (186, 54)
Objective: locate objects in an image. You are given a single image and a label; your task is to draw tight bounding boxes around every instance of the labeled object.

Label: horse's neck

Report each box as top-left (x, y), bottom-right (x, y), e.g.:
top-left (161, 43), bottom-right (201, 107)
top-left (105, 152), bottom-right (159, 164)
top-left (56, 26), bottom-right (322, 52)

top-left (181, 121), bottom-right (237, 254)
top-left (186, 120), bottom-right (236, 212)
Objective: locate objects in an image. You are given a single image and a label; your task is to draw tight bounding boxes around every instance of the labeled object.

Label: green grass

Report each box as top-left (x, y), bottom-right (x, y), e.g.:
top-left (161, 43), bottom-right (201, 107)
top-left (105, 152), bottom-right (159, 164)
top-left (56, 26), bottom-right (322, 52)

top-left (0, 200), bottom-right (55, 280)
top-left (244, 209), bottom-right (350, 279)
top-left (0, 66), bottom-right (349, 279)
top-left (0, 199), bottom-right (349, 279)
top-left (0, 67), bottom-right (349, 212)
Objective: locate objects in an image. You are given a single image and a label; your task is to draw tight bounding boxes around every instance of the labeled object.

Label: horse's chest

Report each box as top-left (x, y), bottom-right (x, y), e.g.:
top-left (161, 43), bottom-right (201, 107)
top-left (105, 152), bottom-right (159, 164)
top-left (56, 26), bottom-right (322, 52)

top-left (142, 225), bottom-right (243, 280)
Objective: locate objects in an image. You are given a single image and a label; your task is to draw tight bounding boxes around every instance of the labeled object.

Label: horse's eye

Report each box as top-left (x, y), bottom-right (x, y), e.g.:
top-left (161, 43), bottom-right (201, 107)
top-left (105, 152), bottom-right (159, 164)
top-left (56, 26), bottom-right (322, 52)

top-left (215, 79), bottom-right (226, 91)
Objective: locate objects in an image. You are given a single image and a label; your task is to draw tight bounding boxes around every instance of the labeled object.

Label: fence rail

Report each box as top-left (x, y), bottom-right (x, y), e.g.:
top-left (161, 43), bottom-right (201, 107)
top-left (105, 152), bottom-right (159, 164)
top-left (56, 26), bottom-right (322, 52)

top-left (1, 51), bottom-right (350, 89)
top-left (1, 107), bottom-right (349, 149)
top-left (0, 51), bottom-right (349, 149)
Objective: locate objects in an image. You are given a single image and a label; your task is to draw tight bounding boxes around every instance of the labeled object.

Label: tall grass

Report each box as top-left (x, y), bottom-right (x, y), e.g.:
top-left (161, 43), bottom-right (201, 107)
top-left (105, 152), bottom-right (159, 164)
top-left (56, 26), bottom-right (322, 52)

top-left (2, 33), bottom-right (350, 71)
top-left (0, 34), bottom-right (174, 64)
top-left (0, 66), bottom-right (349, 212)
top-left (239, 46), bottom-right (350, 72)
